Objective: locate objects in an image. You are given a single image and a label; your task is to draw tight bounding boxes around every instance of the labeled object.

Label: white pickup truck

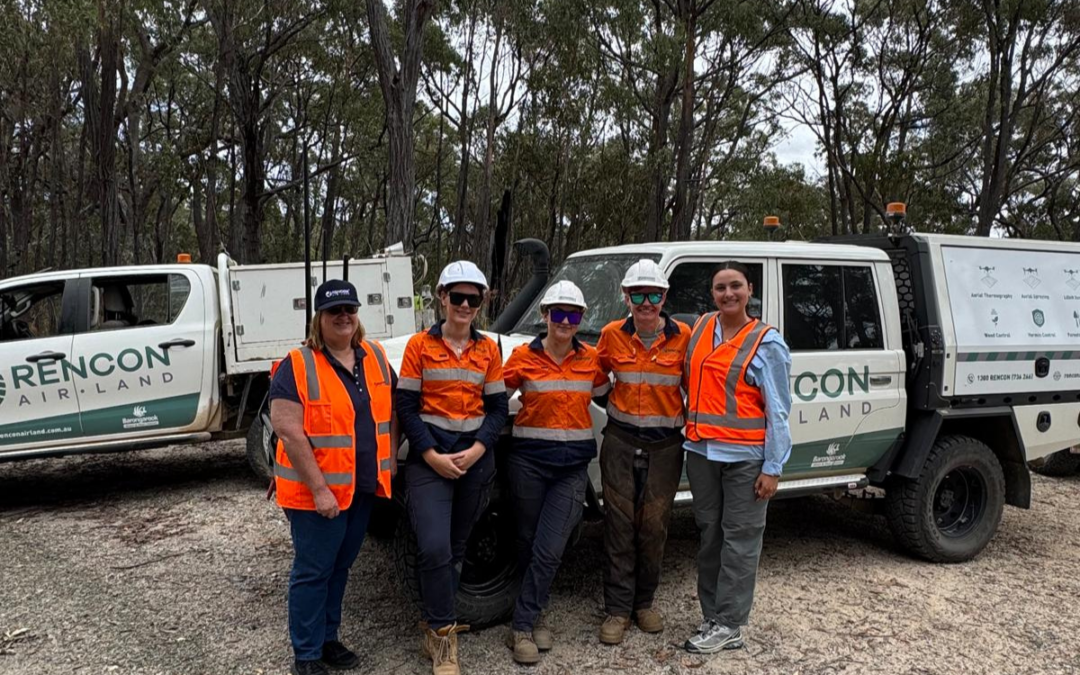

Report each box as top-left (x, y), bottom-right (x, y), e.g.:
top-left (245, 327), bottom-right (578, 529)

top-left (0, 249), bottom-right (416, 464)
top-left (363, 233), bottom-right (1080, 627)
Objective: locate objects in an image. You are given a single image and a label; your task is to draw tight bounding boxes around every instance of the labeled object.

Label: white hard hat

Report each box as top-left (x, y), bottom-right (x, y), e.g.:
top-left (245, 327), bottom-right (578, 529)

top-left (540, 280), bottom-right (587, 310)
top-left (437, 260), bottom-right (488, 292)
top-left (622, 259), bottom-right (669, 289)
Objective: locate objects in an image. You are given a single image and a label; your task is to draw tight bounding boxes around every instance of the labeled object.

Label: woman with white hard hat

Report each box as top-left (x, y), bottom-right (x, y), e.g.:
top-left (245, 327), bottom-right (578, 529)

top-left (501, 280), bottom-right (611, 664)
top-left (396, 260), bottom-right (509, 675)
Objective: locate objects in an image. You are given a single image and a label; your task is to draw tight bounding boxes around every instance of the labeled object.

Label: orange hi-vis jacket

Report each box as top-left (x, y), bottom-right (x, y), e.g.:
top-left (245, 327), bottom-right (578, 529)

top-left (397, 326), bottom-right (505, 437)
top-left (597, 315), bottom-right (690, 436)
top-left (504, 336), bottom-right (611, 444)
top-left (274, 342), bottom-right (394, 510)
top-left (684, 315), bottom-right (773, 445)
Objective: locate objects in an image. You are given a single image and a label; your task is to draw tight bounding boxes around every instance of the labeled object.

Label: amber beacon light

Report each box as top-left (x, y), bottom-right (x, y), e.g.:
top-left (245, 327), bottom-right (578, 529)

top-left (177, 253), bottom-right (192, 263)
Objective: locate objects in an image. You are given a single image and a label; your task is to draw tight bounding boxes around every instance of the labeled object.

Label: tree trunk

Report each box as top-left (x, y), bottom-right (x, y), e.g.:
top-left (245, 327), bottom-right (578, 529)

top-left (475, 14), bottom-right (503, 277)
top-left (670, 1), bottom-right (695, 242)
top-left (452, 10), bottom-right (477, 258)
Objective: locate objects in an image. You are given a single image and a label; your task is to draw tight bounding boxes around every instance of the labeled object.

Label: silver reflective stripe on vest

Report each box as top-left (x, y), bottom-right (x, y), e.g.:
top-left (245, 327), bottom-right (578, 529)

top-left (420, 414), bottom-right (485, 432)
top-left (398, 377), bottom-right (422, 391)
top-left (275, 464), bottom-right (352, 486)
top-left (377, 422), bottom-right (391, 435)
top-left (309, 435), bottom-right (352, 448)
top-left (691, 411), bottom-right (766, 430)
top-left (380, 457), bottom-right (392, 471)
top-left (689, 320), bottom-right (770, 430)
top-left (613, 371), bottom-right (682, 386)
top-left (422, 368), bottom-right (486, 386)
top-left (367, 341), bottom-right (391, 384)
top-left (484, 381), bottom-right (507, 395)
top-left (685, 313), bottom-right (717, 376)
top-left (519, 379), bottom-right (595, 393)
top-left (607, 404), bottom-right (684, 428)
top-left (593, 382), bottom-right (611, 397)
top-left (513, 425), bottom-right (595, 442)
top-left (300, 347), bottom-right (321, 401)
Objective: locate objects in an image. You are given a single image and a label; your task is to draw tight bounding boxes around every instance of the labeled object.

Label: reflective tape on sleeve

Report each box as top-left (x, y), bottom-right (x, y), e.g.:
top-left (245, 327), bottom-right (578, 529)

top-left (398, 377), bottom-right (422, 391)
top-left (484, 381), bottom-right (507, 395)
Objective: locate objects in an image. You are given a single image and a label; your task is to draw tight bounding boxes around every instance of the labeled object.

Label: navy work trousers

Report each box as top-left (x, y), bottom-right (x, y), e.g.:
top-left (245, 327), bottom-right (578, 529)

top-left (507, 453), bottom-right (589, 632)
top-left (406, 448), bottom-right (496, 629)
top-left (285, 493), bottom-right (375, 662)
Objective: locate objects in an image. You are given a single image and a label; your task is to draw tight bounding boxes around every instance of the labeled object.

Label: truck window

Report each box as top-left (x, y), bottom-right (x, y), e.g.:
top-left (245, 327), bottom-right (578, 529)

top-left (87, 274), bottom-right (192, 332)
top-left (782, 264), bottom-right (883, 351)
top-left (0, 281), bottom-right (66, 342)
top-left (666, 262), bottom-right (763, 321)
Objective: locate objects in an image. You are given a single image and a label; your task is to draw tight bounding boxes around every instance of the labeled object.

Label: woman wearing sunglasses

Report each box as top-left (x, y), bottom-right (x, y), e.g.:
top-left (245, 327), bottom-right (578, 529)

top-left (269, 279), bottom-right (399, 675)
top-left (396, 261), bottom-right (508, 675)
top-left (595, 259), bottom-right (691, 645)
top-left (501, 281), bottom-right (611, 664)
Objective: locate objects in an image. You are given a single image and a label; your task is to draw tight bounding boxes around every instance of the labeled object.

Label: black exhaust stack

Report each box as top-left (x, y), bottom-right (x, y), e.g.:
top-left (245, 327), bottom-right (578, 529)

top-left (491, 238), bottom-right (550, 334)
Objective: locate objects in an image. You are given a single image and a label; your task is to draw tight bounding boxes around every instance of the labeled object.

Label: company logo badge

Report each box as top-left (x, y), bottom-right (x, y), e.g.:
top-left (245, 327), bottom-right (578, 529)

top-left (1054, 371), bottom-right (1062, 382)
top-left (132, 405), bottom-right (147, 418)
top-left (826, 442), bottom-right (841, 456)
top-left (325, 289), bottom-right (351, 298)
top-left (1032, 309), bottom-right (1046, 327)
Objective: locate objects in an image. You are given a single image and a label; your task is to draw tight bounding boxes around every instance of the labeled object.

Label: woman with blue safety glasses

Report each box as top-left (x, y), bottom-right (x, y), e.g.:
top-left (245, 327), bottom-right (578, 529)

top-left (501, 280), bottom-right (611, 664)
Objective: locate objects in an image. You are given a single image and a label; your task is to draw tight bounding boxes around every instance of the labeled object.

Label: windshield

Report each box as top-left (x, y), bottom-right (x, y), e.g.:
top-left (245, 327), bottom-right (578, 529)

top-left (511, 253), bottom-right (662, 340)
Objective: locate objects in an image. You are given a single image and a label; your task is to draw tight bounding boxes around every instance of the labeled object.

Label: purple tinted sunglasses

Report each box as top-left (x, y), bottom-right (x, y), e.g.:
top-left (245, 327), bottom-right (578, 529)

top-left (550, 309), bottom-right (583, 325)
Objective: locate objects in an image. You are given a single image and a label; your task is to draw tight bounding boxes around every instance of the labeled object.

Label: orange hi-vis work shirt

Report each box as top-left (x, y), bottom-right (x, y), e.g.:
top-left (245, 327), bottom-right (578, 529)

top-left (396, 322), bottom-right (507, 454)
top-left (684, 315), bottom-right (773, 445)
top-left (597, 314), bottom-right (690, 441)
top-left (274, 342), bottom-right (394, 510)
top-left (504, 335), bottom-right (611, 465)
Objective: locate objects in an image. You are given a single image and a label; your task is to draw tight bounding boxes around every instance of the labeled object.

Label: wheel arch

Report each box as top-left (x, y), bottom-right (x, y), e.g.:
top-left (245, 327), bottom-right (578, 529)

top-left (891, 407), bottom-right (1030, 509)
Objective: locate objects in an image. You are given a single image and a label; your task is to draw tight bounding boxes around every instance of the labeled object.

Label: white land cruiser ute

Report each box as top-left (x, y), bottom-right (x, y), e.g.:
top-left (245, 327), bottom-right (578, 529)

top-left (0, 250), bottom-right (415, 467)
top-left (339, 233), bottom-right (1080, 627)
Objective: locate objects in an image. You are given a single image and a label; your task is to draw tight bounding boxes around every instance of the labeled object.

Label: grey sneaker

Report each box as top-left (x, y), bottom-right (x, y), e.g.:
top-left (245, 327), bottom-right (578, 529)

top-left (684, 620), bottom-right (744, 653)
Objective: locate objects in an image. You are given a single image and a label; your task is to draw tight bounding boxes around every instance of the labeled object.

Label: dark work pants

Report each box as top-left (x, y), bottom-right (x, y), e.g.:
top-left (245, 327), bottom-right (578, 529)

top-left (686, 453), bottom-right (768, 627)
top-left (285, 493), bottom-right (375, 662)
top-left (406, 449), bottom-right (495, 629)
top-left (507, 453), bottom-right (589, 632)
top-left (600, 425), bottom-right (684, 617)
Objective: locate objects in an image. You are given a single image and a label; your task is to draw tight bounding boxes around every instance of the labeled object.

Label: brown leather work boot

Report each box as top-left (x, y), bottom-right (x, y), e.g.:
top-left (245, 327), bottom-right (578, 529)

top-left (422, 622), bottom-right (469, 675)
top-left (635, 608), bottom-right (664, 633)
top-left (598, 615), bottom-right (632, 645)
top-left (532, 614), bottom-right (553, 651)
top-left (505, 629), bottom-right (541, 665)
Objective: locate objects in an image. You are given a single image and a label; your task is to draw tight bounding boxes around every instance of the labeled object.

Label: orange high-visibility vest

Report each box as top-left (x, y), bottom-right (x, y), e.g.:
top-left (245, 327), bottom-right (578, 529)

top-left (597, 317), bottom-right (690, 430)
top-left (503, 338), bottom-right (610, 443)
top-left (684, 315), bottom-right (772, 445)
top-left (275, 342), bottom-right (393, 510)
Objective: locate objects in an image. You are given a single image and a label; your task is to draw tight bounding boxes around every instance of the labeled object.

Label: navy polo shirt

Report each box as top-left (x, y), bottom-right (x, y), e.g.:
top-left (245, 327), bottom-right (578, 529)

top-left (269, 345), bottom-right (397, 495)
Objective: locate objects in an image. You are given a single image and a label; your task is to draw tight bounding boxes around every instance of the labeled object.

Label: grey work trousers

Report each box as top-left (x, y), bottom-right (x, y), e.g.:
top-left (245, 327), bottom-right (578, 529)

top-left (686, 452), bottom-right (768, 627)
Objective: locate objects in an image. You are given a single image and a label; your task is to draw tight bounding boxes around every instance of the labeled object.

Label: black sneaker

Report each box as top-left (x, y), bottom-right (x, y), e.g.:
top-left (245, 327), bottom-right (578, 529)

top-left (292, 659), bottom-right (329, 675)
top-left (321, 640), bottom-right (361, 670)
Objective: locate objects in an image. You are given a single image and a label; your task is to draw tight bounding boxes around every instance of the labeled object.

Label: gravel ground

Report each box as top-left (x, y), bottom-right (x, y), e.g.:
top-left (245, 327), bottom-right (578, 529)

top-left (1, 442), bottom-right (1078, 675)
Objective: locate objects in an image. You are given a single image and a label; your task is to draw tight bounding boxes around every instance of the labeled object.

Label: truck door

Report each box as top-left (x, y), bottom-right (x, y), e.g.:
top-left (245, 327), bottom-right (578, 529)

top-left (0, 277), bottom-right (82, 451)
top-left (779, 261), bottom-right (906, 475)
top-left (70, 270), bottom-right (209, 439)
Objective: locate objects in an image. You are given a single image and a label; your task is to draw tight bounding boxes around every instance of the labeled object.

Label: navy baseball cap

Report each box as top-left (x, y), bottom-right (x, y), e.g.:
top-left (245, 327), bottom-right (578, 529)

top-left (314, 279), bottom-right (360, 311)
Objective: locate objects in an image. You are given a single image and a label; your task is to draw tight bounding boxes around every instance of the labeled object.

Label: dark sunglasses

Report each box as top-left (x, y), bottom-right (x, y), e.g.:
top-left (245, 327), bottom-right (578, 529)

top-left (629, 292), bottom-right (664, 306)
top-left (325, 305), bottom-right (358, 316)
top-left (549, 309), bottom-right (583, 325)
top-left (448, 291), bottom-right (483, 308)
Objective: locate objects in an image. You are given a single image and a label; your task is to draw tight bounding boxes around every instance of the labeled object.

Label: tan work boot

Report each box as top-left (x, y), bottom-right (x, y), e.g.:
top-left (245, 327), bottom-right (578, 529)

top-left (635, 607), bottom-right (664, 633)
top-left (532, 614), bottom-right (553, 651)
top-left (422, 622), bottom-right (469, 675)
top-left (505, 629), bottom-right (541, 665)
top-left (598, 615), bottom-right (632, 645)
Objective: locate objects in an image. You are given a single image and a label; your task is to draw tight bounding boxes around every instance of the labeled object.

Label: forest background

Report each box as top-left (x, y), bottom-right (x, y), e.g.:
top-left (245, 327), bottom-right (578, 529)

top-left (1, 0), bottom-right (1078, 310)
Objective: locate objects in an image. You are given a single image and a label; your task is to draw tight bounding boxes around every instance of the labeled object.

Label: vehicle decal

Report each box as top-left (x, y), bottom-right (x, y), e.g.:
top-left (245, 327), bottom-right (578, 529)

top-left (958, 351), bottom-right (1080, 362)
top-left (783, 427), bottom-right (903, 474)
top-left (0, 393), bottom-right (199, 446)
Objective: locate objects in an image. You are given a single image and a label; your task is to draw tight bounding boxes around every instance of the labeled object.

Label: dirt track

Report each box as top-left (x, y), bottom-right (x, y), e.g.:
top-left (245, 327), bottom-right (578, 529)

top-left (1, 442), bottom-right (1078, 675)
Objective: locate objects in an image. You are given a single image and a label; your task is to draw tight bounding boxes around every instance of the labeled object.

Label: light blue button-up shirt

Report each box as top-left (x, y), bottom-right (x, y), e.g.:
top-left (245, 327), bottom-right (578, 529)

top-left (684, 322), bottom-right (793, 476)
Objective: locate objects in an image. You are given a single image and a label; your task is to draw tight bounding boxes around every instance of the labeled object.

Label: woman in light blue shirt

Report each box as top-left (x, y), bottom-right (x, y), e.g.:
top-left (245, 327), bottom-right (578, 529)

top-left (682, 261), bottom-right (792, 654)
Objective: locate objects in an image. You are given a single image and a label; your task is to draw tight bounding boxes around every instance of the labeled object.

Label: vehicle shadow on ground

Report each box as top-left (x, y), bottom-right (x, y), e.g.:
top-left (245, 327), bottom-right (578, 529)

top-left (0, 441), bottom-right (257, 510)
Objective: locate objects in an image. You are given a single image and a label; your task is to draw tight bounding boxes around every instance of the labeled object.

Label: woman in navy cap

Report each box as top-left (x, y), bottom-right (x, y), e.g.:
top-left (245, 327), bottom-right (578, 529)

top-left (269, 279), bottom-right (399, 675)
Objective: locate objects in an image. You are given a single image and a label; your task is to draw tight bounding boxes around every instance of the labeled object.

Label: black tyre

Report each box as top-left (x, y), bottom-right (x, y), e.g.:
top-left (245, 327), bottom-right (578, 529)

top-left (245, 413), bottom-right (275, 484)
top-left (393, 494), bottom-right (520, 628)
top-left (1031, 448), bottom-right (1080, 477)
top-left (885, 435), bottom-right (1005, 563)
